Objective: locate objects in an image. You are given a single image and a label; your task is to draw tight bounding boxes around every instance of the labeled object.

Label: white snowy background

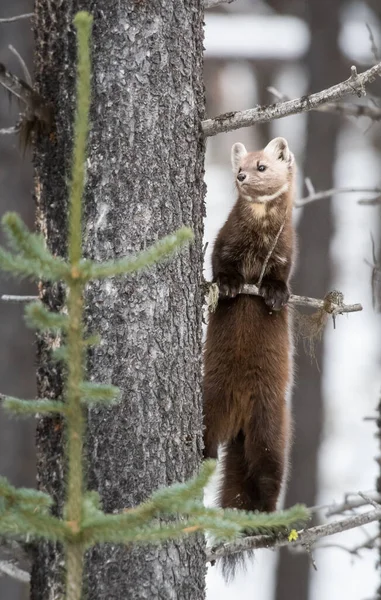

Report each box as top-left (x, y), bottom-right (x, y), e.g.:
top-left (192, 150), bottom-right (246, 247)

top-left (203, 3), bottom-right (381, 599)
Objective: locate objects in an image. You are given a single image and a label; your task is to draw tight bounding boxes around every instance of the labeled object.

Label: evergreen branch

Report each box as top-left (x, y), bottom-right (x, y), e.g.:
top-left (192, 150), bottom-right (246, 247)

top-left (2, 213), bottom-right (68, 279)
top-left (52, 346), bottom-right (69, 362)
top-left (82, 504), bottom-right (308, 546)
top-left (24, 302), bottom-right (68, 331)
top-left (0, 511), bottom-right (71, 543)
top-left (149, 461), bottom-right (216, 511)
top-left (0, 477), bottom-right (53, 510)
top-left (68, 15), bottom-right (92, 267)
top-left (64, 13), bottom-right (93, 600)
top-left (2, 396), bottom-right (66, 417)
top-left (79, 382), bottom-right (120, 405)
top-left (0, 247), bottom-right (53, 280)
top-left (202, 62), bottom-right (381, 136)
top-left (82, 227), bottom-right (194, 280)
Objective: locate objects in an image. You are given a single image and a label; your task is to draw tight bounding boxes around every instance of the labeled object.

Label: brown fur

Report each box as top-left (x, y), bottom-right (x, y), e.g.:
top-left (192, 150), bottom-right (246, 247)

top-left (203, 137), bottom-right (296, 515)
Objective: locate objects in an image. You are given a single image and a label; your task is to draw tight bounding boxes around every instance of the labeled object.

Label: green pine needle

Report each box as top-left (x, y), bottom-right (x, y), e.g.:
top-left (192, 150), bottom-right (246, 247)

top-left (0, 477), bottom-right (53, 511)
top-left (79, 382), bottom-right (120, 405)
top-left (2, 396), bottom-right (66, 417)
top-left (1, 213), bottom-right (68, 280)
top-left (0, 511), bottom-right (72, 543)
top-left (0, 246), bottom-right (52, 280)
top-left (150, 460), bottom-right (216, 511)
top-left (81, 227), bottom-right (194, 281)
top-left (25, 302), bottom-right (69, 331)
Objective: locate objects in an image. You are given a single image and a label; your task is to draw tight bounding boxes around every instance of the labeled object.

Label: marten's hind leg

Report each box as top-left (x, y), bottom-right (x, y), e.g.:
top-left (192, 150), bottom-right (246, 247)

top-left (243, 414), bottom-right (286, 512)
top-left (218, 431), bottom-right (260, 510)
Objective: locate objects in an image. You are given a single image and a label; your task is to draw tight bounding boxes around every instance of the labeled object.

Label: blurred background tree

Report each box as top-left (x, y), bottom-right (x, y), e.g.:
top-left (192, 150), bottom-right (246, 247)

top-left (0, 2), bottom-right (35, 599)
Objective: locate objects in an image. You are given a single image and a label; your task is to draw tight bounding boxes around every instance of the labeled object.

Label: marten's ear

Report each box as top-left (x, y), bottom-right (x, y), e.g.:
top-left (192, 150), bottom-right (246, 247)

top-left (231, 143), bottom-right (248, 172)
top-left (265, 137), bottom-right (293, 165)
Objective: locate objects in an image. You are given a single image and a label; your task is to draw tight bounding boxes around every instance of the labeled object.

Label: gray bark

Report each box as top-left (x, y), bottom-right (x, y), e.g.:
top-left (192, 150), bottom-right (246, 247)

top-left (31, 1), bottom-right (206, 599)
top-left (275, 1), bottom-right (344, 599)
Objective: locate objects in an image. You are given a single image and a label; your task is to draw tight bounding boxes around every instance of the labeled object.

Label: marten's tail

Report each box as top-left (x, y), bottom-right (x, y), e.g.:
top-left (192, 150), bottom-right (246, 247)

top-left (216, 430), bottom-right (284, 580)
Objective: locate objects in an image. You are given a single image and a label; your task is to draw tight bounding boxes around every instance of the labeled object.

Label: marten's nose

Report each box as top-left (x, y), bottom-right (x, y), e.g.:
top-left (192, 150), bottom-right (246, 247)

top-left (237, 172), bottom-right (246, 182)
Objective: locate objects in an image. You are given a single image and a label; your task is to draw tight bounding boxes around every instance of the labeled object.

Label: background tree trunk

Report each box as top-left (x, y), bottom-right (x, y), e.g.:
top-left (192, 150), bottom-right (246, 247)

top-left (31, 2), bottom-right (206, 599)
top-left (275, 1), bottom-right (344, 598)
top-left (0, 2), bottom-right (35, 599)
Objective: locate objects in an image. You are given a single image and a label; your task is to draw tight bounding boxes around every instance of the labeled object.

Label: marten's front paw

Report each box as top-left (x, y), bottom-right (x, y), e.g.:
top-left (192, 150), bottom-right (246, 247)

top-left (259, 279), bottom-right (289, 311)
top-left (216, 274), bottom-right (243, 299)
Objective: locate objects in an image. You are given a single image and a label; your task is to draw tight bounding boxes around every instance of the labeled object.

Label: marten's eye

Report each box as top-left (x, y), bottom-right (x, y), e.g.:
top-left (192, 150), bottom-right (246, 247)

top-left (257, 164), bottom-right (266, 172)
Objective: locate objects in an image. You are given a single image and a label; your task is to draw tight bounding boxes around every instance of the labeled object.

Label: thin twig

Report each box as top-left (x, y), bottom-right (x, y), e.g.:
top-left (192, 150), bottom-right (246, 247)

top-left (204, 0), bottom-right (236, 7)
top-left (366, 23), bottom-right (380, 62)
top-left (0, 561), bottom-right (30, 583)
top-left (295, 187), bottom-right (381, 208)
top-left (307, 534), bottom-right (379, 557)
top-left (8, 45), bottom-right (32, 86)
top-left (1, 295), bottom-right (38, 303)
top-left (268, 86), bottom-right (381, 122)
top-left (206, 506), bottom-right (381, 562)
top-left (358, 196), bottom-right (381, 206)
top-left (0, 126), bottom-right (19, 135)
top-left (358, 492), bottom-right (381, 510)
top-left (0, 63), bottom-right (51, 125)
top-left (202, 62), bottom-right (381, 136)
top-left (323, 491), bottom-right (381, 518)
top-left (257, 211), bottom-right (287, 288)
top-left (0, 13), bottom-right (34, 24)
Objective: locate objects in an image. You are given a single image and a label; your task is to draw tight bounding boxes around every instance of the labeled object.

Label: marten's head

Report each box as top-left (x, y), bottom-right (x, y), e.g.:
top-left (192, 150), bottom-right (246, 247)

top-left (231, 137), bottom-right (295, 204)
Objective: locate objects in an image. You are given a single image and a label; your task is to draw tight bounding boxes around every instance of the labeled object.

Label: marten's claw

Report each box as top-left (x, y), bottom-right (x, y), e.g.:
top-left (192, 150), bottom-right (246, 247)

top-left (217, 276), bottom-right (243, 299)
top-left (259, 280), bottom-right (289, 311)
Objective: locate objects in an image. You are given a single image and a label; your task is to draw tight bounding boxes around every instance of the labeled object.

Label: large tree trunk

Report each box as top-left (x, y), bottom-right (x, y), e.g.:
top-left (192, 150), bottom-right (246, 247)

top-left (31, 2), bottom-right (206, 599)
top-left (275, 2), bottom-right (344, 599)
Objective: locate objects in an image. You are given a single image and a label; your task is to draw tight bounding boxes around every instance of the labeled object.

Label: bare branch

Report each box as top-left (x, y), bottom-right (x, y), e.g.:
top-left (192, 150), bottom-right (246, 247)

top-left (241, 285), bottom-right (361, 314)
top-left (0, 13), bottom-right (33, 24)
top-left (206, 283), bottom-right (362, 326)
top-left (322, 491), bottom-right (381, 517)
top-left (358, 196), bottom-right (381, 206)
top-left (307, 534), bottom-right (379, 557)
top-left (204, 0), bottom-right (236, 7)
top-left (0, 63), bottom-right (52, 125)
top-left (268, 86), bottom-right (381, 122)
top-left (295, 187), bottom-right (381, 208)
top-left (358, 492), bottom-right (381, 510)
top-left (0, 295), bottom-right (38, 303)
top-left (0, 561), bottom-right (30, 583)
top-left (8, 45), bottom-right (32, 87)
top-left (317, 101), bottom-right (381, 121)
top-left (0, 126), bottom-right (19, 135)
top-left (202, 62), bottom-right (381, 136)
top-left (206, 506), bottom-right (381, 562)
top-left (366, 23), bottom-right (380, 62)
top-left (305, 177), bottom-right (315, 196)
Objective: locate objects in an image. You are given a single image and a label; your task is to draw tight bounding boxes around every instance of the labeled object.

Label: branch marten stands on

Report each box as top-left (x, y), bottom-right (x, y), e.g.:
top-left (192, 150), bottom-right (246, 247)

top-left (204, 137), bottom-right (296, 518)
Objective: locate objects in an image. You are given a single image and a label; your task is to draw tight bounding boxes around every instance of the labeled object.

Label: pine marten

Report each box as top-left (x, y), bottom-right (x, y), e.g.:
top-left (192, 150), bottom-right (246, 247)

top-left (203, 137), bottom-right (295, 524)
